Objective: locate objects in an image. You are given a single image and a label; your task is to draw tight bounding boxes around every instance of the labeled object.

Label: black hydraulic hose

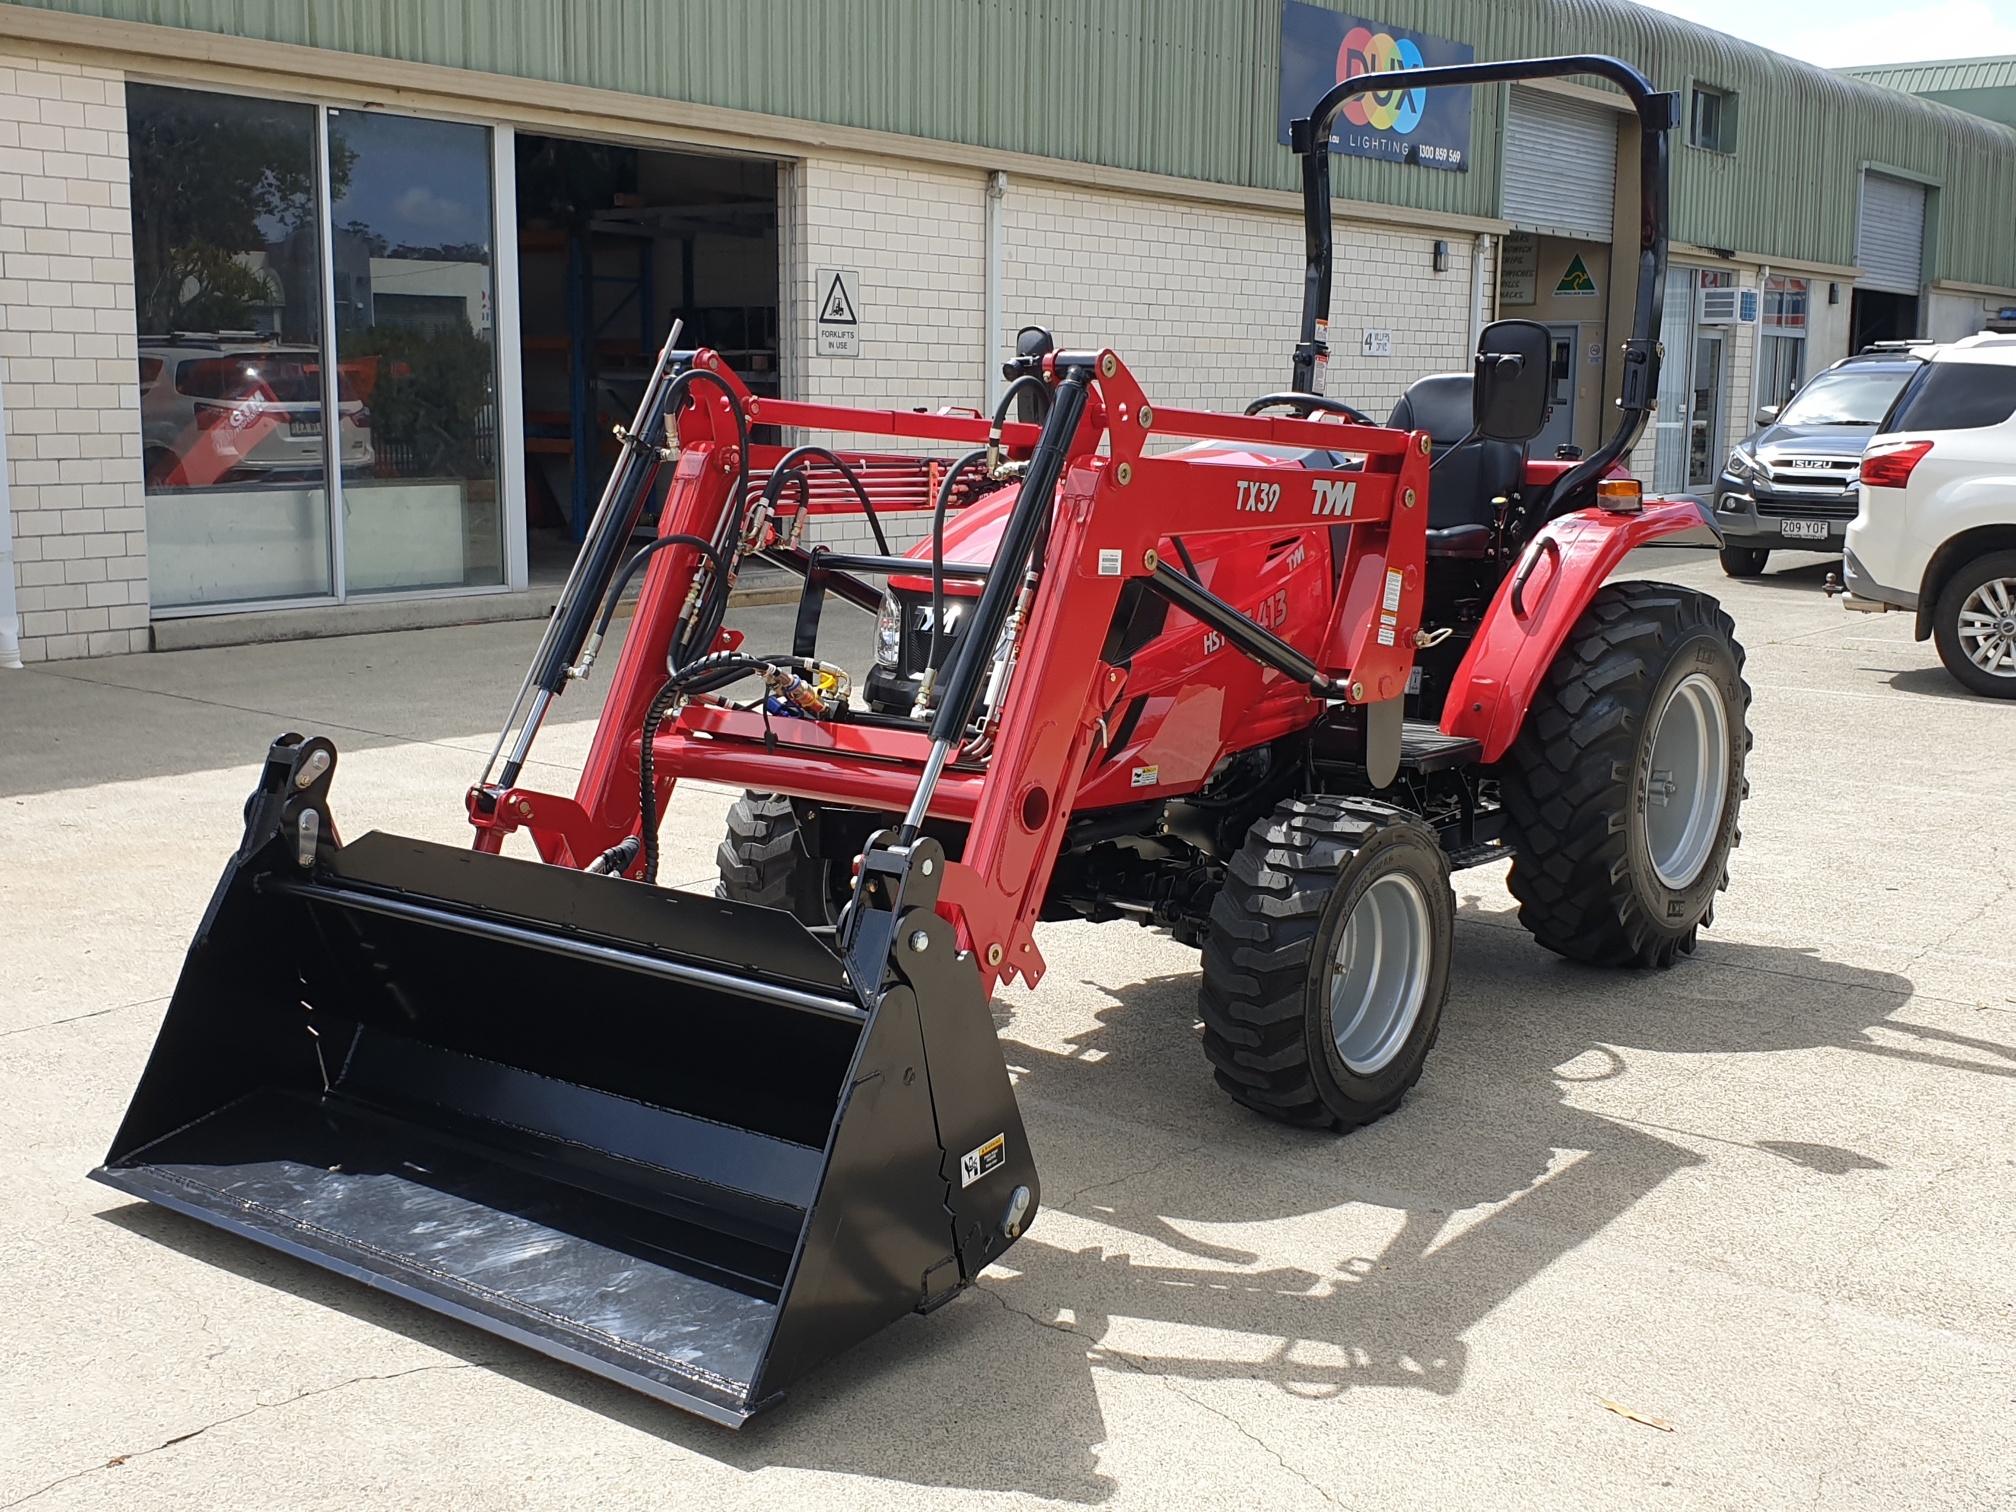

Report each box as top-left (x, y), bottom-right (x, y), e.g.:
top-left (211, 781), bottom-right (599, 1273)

top-left (925, 448), bottom-right (989, 688)
top-left (764, 446), bottom-right (889, 555)
top-left (929, 363), bottom-right (1093, 744)
top-left (591, 533), bottom-right (726, 647)
top-left (636, 651), bottom-right (769, 882)
top-left (995, 373), bottom-right (1052, 428)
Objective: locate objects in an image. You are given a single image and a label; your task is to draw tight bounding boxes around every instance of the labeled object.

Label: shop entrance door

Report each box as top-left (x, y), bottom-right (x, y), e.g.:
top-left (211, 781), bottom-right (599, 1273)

top-left (1687, 332), bottom-right (1726, 491)
top-left (1535, 324), bottom-right (1578, 457)
top-left (514, 136), bottom-right (779, 580)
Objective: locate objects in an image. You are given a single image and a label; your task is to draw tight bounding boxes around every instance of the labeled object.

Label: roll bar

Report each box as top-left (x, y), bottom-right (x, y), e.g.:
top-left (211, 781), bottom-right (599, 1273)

top-left (1290, 56), bottom-right (1681, 518)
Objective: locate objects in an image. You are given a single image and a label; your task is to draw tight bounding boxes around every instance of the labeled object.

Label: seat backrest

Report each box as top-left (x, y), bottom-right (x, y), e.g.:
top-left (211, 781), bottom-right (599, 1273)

top-left (1388, 373), bottom-right (1523, 530)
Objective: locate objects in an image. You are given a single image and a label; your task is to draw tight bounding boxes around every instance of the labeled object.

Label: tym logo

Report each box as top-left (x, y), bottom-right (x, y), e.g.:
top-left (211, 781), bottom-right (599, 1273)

top-left (1312, 479), bottom-right (1357, 517)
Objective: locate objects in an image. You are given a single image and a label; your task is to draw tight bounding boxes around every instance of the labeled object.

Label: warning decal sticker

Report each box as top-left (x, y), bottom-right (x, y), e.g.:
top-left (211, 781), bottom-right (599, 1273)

top-left (960, 1133), bottom-right (1007, 1188)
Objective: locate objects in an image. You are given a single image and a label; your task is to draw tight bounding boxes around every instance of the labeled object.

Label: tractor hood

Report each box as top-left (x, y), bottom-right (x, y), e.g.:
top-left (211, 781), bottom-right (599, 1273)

top-left (884, 443), bottom-right (1338, 595)
top-left (885, 481), bottom-right (1021, 595)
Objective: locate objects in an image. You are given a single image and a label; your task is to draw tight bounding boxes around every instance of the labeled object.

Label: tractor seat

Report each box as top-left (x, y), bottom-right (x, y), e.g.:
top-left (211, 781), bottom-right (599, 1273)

top-left (1387, 374), bottom-right (1523, 536)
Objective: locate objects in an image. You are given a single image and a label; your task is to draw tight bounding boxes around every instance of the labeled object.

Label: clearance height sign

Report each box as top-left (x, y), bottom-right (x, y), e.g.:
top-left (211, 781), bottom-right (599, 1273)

top-left (1278, 2), bottom-right (1474, 172)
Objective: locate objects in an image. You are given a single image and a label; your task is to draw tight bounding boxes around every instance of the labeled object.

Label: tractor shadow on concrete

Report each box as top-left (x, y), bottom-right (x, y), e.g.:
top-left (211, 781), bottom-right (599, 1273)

top-left (96, 902), bottom-right (1952, 1503)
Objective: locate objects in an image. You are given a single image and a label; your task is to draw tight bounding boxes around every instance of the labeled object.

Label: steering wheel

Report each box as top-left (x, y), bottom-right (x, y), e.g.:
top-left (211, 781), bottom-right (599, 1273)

top-left (1243, 392), bottom-right (1375, 425)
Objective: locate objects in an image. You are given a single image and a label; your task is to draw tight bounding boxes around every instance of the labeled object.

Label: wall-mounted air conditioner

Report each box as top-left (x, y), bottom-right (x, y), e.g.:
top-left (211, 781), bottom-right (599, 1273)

top-left (1698, 288), bottom-right (1760, 326)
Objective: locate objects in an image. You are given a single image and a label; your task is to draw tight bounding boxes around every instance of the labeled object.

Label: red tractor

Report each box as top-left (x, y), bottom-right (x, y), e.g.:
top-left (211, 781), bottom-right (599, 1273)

top-left (98, 57), bottom-right (1747, 1426)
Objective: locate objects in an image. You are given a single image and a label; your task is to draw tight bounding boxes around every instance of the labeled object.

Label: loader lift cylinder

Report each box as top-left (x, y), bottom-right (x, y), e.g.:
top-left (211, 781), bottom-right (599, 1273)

top-left (901, 358), bottom-right (1094, 837)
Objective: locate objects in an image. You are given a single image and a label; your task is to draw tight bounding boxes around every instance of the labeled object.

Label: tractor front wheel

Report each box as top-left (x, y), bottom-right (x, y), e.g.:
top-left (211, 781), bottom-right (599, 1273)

top-left (715, 792), bottom-right (846, 926)
top-left (1200, 797), bottom-right (1454, 1130)
top-left (1497, 581), bottom-right (1751, 967)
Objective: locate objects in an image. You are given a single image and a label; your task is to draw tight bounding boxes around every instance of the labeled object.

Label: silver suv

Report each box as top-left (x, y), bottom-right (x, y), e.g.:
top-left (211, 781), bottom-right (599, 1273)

top-left (139, 335), bottom-right (372, 488)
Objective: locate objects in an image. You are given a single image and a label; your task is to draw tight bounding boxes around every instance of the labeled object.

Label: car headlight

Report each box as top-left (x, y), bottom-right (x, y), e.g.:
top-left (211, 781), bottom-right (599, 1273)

top-left (1724, 448), bottom-right (1760, 483)
top-left (874, 591), bottom-right (903, 668)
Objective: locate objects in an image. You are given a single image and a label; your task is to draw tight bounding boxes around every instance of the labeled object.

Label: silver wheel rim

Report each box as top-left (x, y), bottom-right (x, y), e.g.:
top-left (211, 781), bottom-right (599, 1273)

top-left (1644, 671), bottom-right (1731, 890)
top-left (1956, 576), bottom-right (2016, 678)
top-left (1328, 871), bottom-right (1432, 1075)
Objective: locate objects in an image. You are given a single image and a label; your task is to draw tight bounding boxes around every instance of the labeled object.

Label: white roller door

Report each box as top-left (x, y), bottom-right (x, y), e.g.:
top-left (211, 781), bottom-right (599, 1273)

top-left (1857, 172), bottom-right (1927, 294)
top-left (1503, 86), bottom-right (1619, 242)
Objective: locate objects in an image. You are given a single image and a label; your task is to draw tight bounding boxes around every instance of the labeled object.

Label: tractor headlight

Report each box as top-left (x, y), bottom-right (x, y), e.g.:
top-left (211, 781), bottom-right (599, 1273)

top-left (874, 591), bottom-right (903, 667)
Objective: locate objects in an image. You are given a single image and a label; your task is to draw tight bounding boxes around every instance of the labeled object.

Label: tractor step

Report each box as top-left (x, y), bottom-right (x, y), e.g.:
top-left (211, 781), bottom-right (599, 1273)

top-left (1312, 717), bottom-right (1484, 775)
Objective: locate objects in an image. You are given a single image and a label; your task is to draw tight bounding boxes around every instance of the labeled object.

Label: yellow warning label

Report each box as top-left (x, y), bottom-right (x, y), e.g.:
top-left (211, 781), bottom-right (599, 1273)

top-left (960, 1133), bottom-right (1006, 1188)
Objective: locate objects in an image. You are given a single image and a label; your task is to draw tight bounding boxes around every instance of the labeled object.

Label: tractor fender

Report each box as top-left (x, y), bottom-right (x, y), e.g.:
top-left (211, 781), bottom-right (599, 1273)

top-left (1439, 499), bottom-right (1716, 763)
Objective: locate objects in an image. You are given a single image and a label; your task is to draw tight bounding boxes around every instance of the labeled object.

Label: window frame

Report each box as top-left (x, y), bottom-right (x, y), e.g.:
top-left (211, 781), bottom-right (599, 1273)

top-left (125, 76), bottom-right (524, 614)
top-left (1689, 83), bottom-right (1738, 155)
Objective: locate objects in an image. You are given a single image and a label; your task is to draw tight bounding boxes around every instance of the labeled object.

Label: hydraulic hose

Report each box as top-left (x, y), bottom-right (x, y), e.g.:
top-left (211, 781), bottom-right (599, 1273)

top-left (921, 448), bottom-right (989, 705)
top-left (571, 533), bottom-right (726, 682)
top-left (634, 650), bottom-right (770, 882)
top-left (632, 649), bottom-right (851, 881)
top-left (763, 446), bottom-right (890, 555)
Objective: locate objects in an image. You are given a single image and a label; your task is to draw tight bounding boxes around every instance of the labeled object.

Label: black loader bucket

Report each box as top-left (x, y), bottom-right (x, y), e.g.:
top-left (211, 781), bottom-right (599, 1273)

top-left (94, 735), bottom-right (1038, 1426)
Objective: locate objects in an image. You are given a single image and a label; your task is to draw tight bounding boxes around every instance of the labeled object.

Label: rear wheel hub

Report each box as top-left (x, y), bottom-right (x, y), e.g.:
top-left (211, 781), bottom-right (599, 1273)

top-left (1645, 671), bottom-right (1732, 891)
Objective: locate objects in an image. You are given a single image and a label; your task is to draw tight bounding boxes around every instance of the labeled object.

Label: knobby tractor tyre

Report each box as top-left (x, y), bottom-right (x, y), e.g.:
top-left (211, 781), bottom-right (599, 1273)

top-left (1497, 580), bottom-right (1752, 968)
top-left (715, 792), bottom-right (841, 926)
top-left (1199, 797), bottom-right (1455, 1131)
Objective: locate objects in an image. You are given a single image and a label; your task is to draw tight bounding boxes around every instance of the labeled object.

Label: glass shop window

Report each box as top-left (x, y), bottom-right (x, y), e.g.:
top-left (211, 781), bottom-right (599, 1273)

top-left (129, 84), bottom-right (333, 609)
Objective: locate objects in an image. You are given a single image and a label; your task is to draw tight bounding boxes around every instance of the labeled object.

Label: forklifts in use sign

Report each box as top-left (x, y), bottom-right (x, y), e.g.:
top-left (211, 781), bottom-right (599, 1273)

top-left (817, 268), bottom-right (861, 356)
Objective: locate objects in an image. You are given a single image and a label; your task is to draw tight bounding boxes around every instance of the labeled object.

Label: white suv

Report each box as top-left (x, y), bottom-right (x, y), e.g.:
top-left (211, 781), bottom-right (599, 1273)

top-left (1839, 334), bottom-right (2016, 698)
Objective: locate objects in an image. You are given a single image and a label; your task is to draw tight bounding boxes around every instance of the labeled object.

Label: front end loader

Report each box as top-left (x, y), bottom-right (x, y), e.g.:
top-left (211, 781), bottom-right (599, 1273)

top-left (96, 57), bottom-right (1747, 1425)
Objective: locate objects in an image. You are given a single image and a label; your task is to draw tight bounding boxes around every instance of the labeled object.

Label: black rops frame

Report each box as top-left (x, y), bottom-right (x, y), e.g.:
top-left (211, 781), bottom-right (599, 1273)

top-left (1288, 55), bottom-right (1680, 522)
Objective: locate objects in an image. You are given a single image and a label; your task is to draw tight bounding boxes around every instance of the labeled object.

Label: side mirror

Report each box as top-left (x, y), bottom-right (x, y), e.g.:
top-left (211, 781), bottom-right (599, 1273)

top-left (1008, 325), bottom-right (1055, 425)
top-left (1472, 319), bottom-right (1552, 442)
top-left (1754, 405), bottom-right (1781, 426)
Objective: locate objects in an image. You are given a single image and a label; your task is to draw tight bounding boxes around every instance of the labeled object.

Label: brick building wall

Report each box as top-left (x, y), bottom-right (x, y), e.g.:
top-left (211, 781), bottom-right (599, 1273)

top-left (1006, 180), bottom-right (1478, 421)
top-left (0, 53), bottom-right (144, 662)
top-left (789, 160), bottom-right (1479, 555)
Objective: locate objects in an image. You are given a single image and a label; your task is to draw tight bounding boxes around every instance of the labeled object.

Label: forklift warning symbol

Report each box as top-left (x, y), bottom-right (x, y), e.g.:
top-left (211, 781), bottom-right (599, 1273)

top-left (960, 1132), bottom-right (1007, 1187)
top-left (816, 268), bottom-right (861, 356)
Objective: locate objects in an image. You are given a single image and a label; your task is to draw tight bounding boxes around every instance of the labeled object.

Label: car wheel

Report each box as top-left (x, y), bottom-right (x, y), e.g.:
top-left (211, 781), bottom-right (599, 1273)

top-left (1719, 546), bottom-right (1770, 578)
top-left (1932, 550), bottom-right (2016, 700)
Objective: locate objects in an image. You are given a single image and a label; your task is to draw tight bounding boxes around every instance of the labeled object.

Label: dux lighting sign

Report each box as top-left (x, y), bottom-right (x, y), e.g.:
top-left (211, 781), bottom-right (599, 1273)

top-left (1278, 1), bottom-right (1474, 172)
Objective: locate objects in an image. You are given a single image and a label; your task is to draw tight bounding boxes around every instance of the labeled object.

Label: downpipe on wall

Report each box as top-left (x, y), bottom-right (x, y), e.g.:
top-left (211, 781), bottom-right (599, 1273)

top-left (0, 372), bottom-right (22, 668)
top-left (984, 170), bottom-right (1008, 412)
top-left (1469, 231), bottom-right (1494, 355)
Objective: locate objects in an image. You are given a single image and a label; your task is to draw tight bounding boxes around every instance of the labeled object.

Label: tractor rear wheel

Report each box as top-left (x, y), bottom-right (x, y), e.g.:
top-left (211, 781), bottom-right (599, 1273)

top-left (1497, 580), bottom-right (1751, 968)
top-left (1200, 796), bottom-right (1453, 1130)
top-left (715, 792), bottom-right (844, 926)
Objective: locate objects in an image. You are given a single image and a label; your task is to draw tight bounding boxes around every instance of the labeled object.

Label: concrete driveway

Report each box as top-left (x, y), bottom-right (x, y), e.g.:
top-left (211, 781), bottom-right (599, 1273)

top-left (2, 549), bottom-right (2012, 1510)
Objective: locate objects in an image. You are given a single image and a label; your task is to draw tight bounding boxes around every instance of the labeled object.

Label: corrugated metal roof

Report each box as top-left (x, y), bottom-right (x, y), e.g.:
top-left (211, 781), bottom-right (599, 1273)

top-left (12, 0), bottom-right (2016, 288)
top-left (1842, 55), bottom-right (2016, 93)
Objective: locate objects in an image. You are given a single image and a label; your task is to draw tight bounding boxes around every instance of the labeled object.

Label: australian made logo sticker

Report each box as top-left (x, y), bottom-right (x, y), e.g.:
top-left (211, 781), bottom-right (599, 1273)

top-left (960, 1133), bottom-right (1007, 1187)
